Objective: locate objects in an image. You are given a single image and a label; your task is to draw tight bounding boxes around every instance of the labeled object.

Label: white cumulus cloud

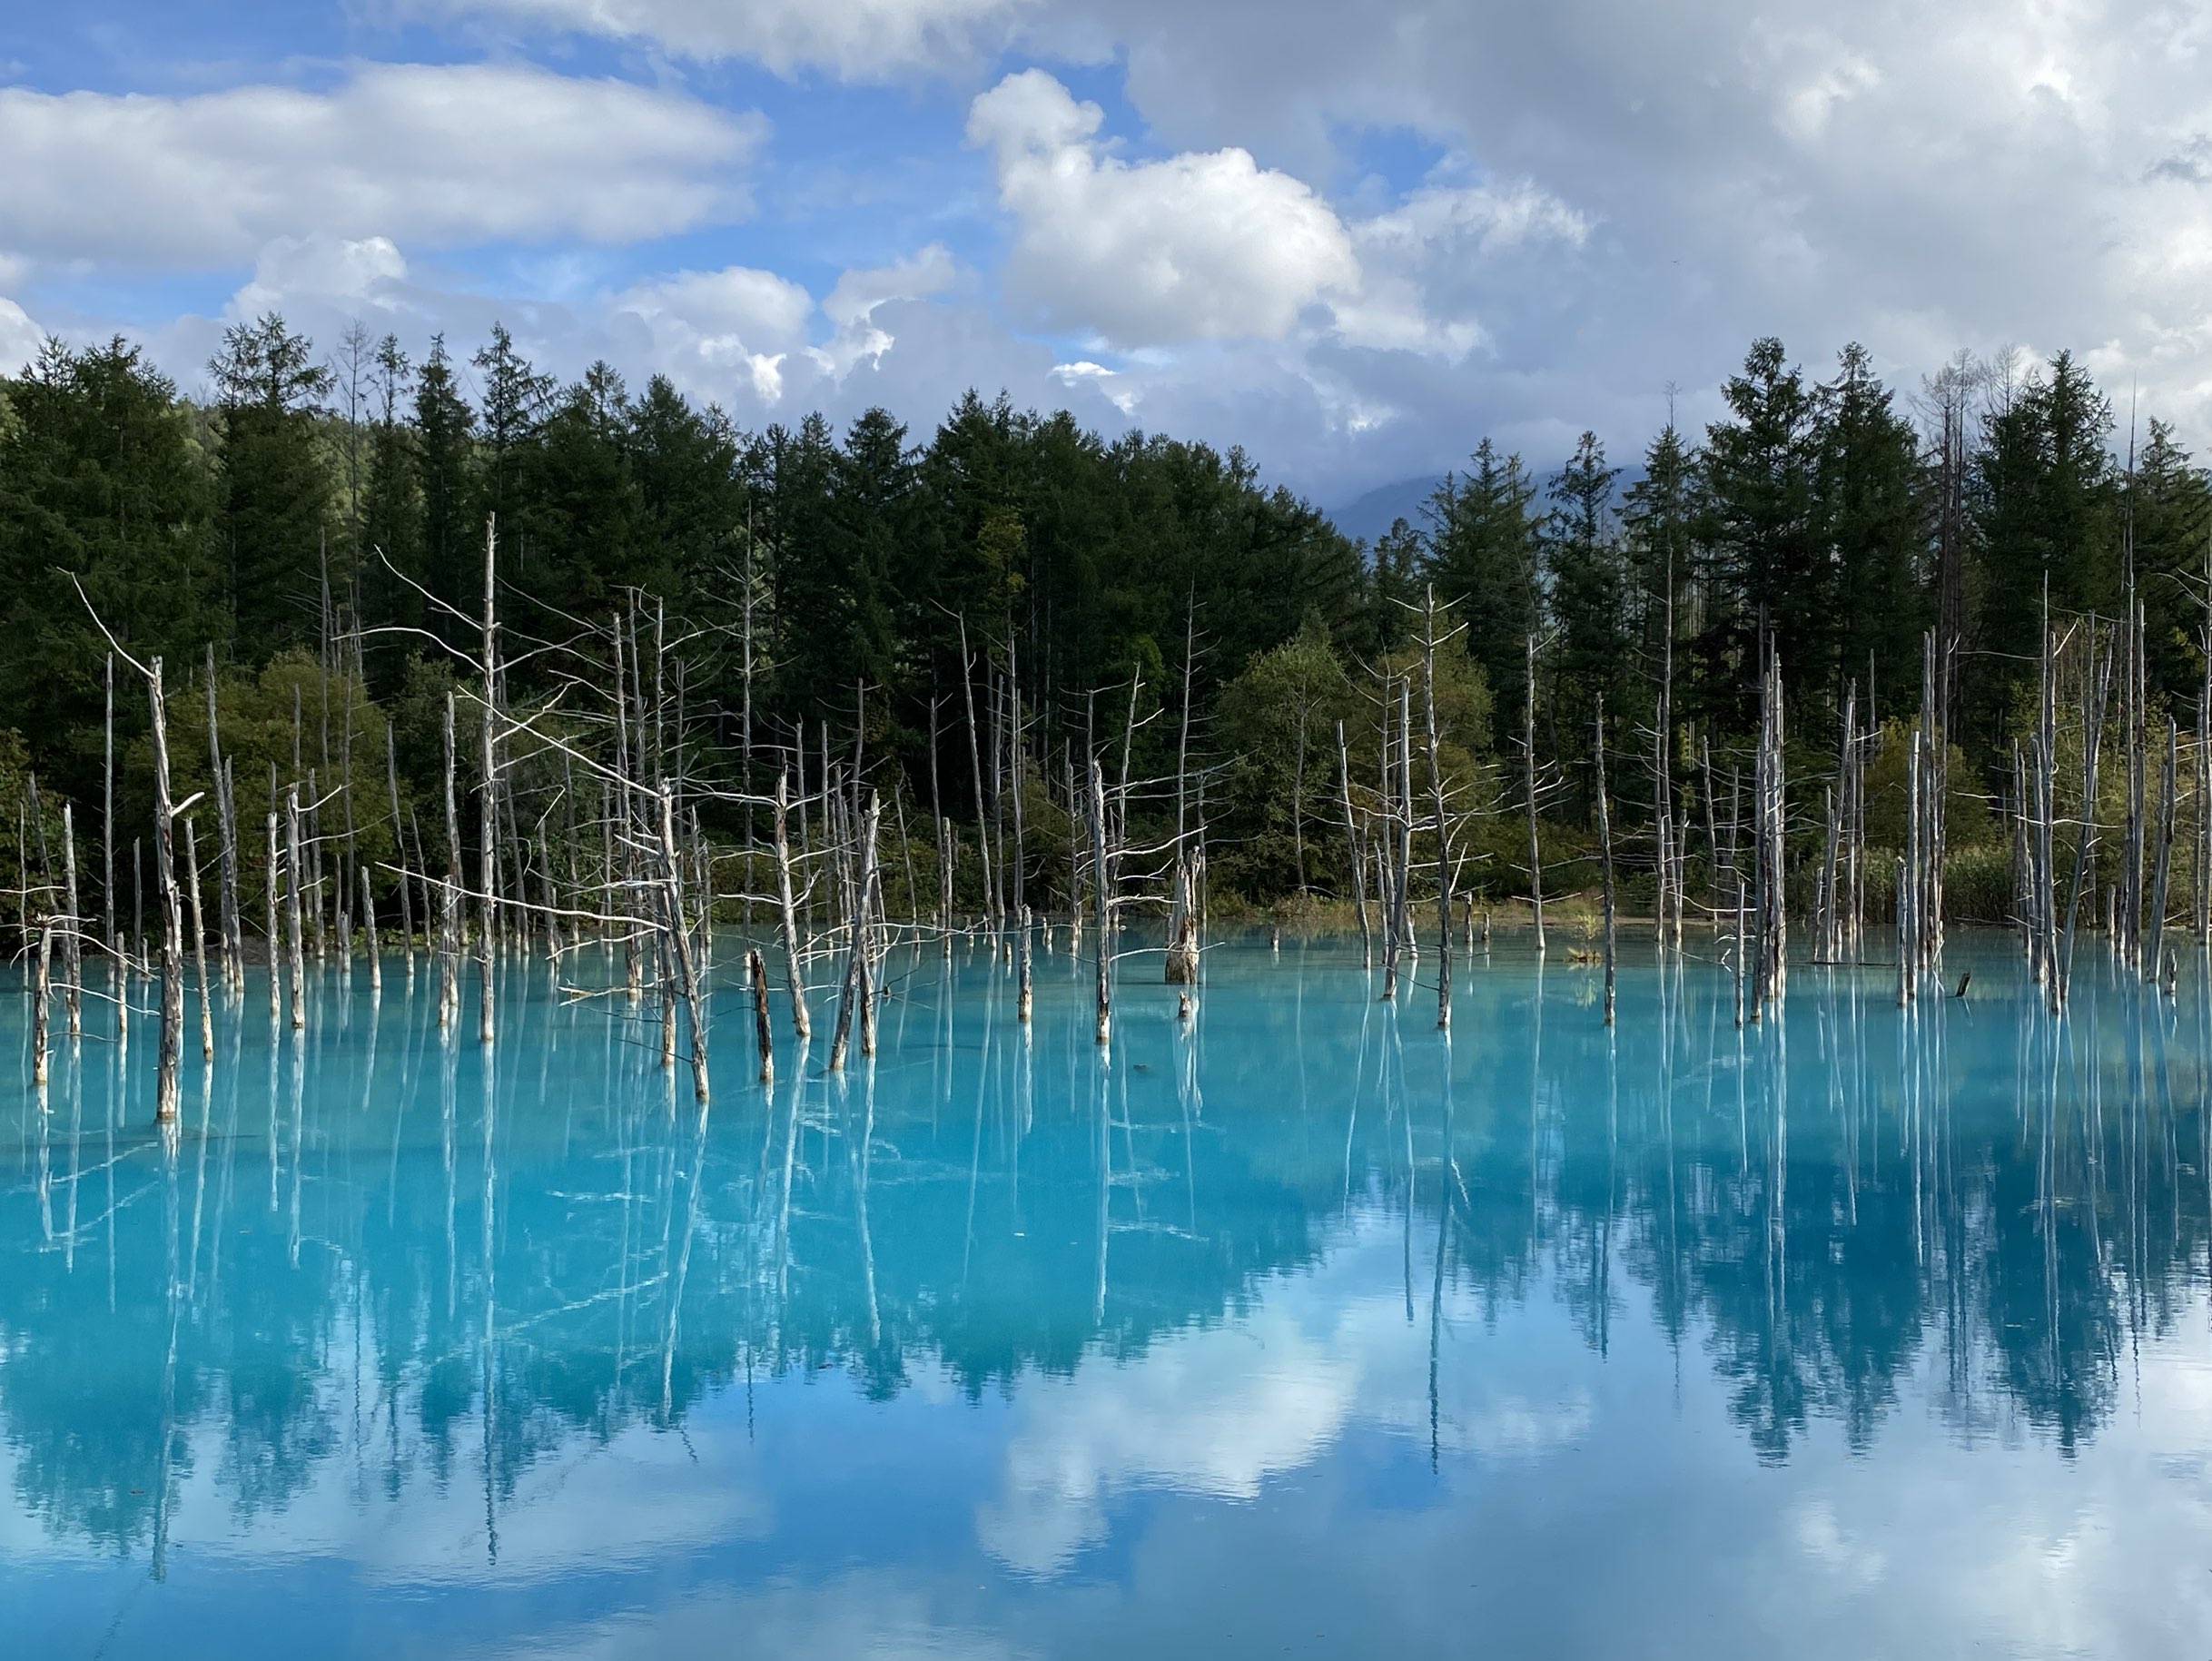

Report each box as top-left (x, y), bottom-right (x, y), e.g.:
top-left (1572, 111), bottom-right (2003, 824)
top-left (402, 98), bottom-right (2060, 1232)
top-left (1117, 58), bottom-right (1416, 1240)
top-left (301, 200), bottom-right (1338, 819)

top-left (609, 264), bottom-right (818, 405)
top-left (964, 71), bottom-right (1586, 366)
top-left (0, 295), bottom-right (44, 377)
top-left (0, 64), bottom-right (765, 270)
top-left (811, 243), bottom-right (960, 377)
top-left (967, 69), bottom-right (1362, 348)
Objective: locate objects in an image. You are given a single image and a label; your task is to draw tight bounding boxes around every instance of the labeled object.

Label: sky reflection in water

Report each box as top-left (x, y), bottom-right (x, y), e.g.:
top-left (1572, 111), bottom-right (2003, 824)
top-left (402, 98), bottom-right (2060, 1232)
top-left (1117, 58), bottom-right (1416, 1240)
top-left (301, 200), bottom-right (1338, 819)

top-left (4, 931), bottom-right (2210, 1658)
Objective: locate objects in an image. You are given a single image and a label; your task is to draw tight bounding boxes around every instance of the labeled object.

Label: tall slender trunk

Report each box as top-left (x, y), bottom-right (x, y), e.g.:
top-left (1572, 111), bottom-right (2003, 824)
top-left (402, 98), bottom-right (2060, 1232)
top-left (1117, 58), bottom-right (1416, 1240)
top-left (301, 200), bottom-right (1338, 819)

top-left (150, 657), bottom-right (184, 1121)
top-left (478, 515), bottom-right (499, 1045)
top-left (1595, 697), bottom-right (1615, 1026)
top-left (1524, 634), bottom-right (1544, 954)
top-left (774, 771), bottom-right (810, 1039)
top-left (186, 816), bottom-right (212, 1057)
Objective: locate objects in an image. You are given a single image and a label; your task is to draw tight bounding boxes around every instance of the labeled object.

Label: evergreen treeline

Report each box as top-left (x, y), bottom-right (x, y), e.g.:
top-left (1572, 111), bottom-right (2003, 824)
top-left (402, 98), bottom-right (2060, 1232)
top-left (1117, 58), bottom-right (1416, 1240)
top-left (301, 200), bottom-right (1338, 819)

top-left (3, 318), bottom-right (2206, 915)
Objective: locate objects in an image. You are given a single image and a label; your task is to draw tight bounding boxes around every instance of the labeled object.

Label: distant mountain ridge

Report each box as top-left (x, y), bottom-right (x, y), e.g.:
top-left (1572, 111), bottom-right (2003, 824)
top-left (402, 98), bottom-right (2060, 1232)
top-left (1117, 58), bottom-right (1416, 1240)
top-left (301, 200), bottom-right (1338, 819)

top-left (1324, 476), bottom-right (1445, 548)
top-left (1325, 463), bottom-right (1649, 548)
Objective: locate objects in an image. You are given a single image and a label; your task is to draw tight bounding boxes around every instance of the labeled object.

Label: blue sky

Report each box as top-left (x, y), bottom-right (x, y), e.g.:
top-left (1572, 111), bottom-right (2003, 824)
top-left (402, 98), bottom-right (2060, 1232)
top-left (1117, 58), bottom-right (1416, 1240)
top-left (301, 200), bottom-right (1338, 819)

top-left (5, 2), bottom-right (2211, 505)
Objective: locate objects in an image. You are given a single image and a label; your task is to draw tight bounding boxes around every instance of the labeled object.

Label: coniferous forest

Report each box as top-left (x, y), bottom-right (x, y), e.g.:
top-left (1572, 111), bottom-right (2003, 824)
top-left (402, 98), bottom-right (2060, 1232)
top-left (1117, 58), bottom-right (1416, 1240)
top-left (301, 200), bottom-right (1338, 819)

top-left (2, 316), bottom-right (2206, 933)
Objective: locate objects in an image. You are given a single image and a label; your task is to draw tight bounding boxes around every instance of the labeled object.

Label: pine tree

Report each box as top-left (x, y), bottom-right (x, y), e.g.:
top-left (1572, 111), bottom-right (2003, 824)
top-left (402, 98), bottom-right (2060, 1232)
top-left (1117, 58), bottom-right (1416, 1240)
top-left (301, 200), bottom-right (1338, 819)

top-left (472, 321), bottom-right (554, 588)
top-left (1424, 439), bottom-right (1541, 712)
top-left (2131, 419), bottom-right (2212, 707)
top-left (208, 312), bottom-right (331, 659)
top-left (515, 361), bottom-right (640, 619)
top-left (1367, 517), bottom-right (1423, 657)
top-left (1814, 343), bottom-right (1926, 713)
top-left (762, 413), bottom-right (846, 717)
top-left (360, 334), bottom-right (421, 689)
top-left (826, 408), bottom-right (914, 717)
top-left (0, 337), bottom-right (217, 798)
top-left (1702, 337), bottom-right (1820, 718)
top-left (629, 372), bottom-right (743, 604)
top-left (1546, 432), bottom-right (1628, 820)
top-left (1970, 351), bottom-right (2116, 748)
top-left (412, 335), bottom-right (475, 648)
top-left (1623, 420), bottom-right (1700, 723)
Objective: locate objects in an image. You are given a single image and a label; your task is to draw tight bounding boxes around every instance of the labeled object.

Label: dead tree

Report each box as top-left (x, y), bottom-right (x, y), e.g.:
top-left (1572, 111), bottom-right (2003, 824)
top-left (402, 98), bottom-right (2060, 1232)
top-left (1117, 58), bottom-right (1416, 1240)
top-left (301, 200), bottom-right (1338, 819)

top-left (1422, 588), bottom-right (1458, 1028)
top-left (149, 657), bottom-right (186, 1120)
top-left (1595, 697), bottom-right (1616, 1026)
top-left (1523, 634), bottom-right (1545, 955)
top-left (478, 514), bottom-right (499, 1045)
top-left (1338, 719), bottom-right (1371, 969)
top-left (185, 816), bottom-right (212, 1057)
top-left (774, 771), bottom-right (810, 1039)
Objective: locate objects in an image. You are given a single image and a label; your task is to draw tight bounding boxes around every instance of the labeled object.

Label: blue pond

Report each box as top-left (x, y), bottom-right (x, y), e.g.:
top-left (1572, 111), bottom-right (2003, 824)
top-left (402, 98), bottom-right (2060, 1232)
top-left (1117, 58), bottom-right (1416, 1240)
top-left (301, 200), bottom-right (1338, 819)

top-left (4, 930), bottom-right (2211, 1657)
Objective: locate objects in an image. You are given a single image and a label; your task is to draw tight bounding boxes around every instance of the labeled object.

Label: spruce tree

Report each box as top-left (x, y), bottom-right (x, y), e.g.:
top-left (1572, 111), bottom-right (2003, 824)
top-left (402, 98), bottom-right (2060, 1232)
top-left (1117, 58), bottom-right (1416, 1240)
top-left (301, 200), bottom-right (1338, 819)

top-left (208, 312), bottom-right (331, 659)
top-left (515, 361), bottom-right (640, 620)
top-left (360, 334), bottom-right (421, 689)
top-left (1702, 337), bottom-right (1820, 718)
top-left (1970, 351), bottom-right (2116, 749)
top-left (471, 321), bottom-right (554, 597)
top-left (1545, 431), bottom-right (1628, 818)
top-left (2130, 419), bottom-right (2212, 707)
top-left (1423, 439), bottom-right (1541, 712)
top-left (412, 335), bottom-right (476, 648)
top-left (1623, 420), bottom-right (1700, 720)
top-left (1814, 342), bottom-right (1926, 713)
top-left (0, 338), bottom-right (217, 798)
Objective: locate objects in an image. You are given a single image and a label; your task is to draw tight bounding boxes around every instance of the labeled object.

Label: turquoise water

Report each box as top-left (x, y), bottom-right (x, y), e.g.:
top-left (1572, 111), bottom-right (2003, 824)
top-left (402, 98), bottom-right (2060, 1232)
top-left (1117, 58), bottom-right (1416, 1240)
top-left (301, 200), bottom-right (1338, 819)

top-left (5, 930), bottom-right (2211, 1658)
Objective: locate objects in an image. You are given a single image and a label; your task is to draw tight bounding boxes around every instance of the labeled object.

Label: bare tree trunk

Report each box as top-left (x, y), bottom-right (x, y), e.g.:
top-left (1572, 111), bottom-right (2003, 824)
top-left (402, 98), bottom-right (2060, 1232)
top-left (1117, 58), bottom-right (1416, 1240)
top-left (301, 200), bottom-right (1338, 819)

top-left (478, 515), bottom-right (499, 1046)
top-left (206, 644), bottom-right (241, 989)
top-left (774, 770), bottom-right (810, 1039)
top-left (186, 816), bottom-right (212, 1057)
top-left (658, 786), bottom-right (710, 1102)
top-left (307, 767), bottom-right (327, 966)
top-left (1818, 786), bottom-right (1839, 964)
top-left (360, 865), bottom-right (380, 995)
top-left (2200, 524), bottom-right (2212, 951)
top-left (216, 751), bottom-right (242, 987)
top-left (1062, 756), bottom-right (1078, 949)
top-left (1019, 903), bottom-right (1035, 1023)
top-left (151, 657), bottom-right (185, 1120)
top-left (1091, 759), bottom-right (1111, 1045)
top-left (1338, 720), bottom-right (1371, 969)
top-left (746, 946), bottom-right (775, 1083)
top-left (1524, 633), bottom-right (1544, 954)
top-left (1733, 874), bottom-right (1747, 1029)
top-left (1902, 734), bottom-right (1921, 1004)
top-left (441, 692), bottom-right (462, 1030)
top-left (958, 615), bottom-right (995, 935)
top-left (2148, 715), bottom-right (2177, 986)
top-left (2056, 626), bottom-right (2111, 1008)
top-left (61, 806), bottom-right (81, 1039)
top-left (1008, 630), bottom-right (1028, 943)
top-left (284, 785), bottom-right (306, 1030)
top-left (1423, 588), bottom-right (1452, 1028)
top-left (1379, 683), bottom-right (1401, 999)
top-left (32, 921), bottom-right (52, 1087)
top-left (857, 792), bottom-right (881, 1059)
top-left (1396, 676), bottom-right (1416, 971)
top-left (104, 653), bottom-right (116, 964)
top-left (387, 718), bottom-right (413, 956)
top-left (264, 809), bottom-right (282, 1024)
top-left (1653, 571), bottom-right (1674, 950)
top-left (829, 791), bottom-right (880, 1072)
top-left (1595, 697), bottom-right (1615, 1026)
